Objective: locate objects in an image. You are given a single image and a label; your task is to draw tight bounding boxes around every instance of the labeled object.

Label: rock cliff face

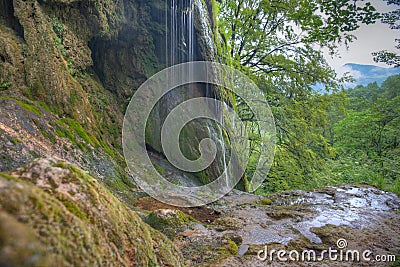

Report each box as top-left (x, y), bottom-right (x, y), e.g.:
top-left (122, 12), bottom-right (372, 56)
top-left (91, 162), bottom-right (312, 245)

top-left (0, 0), bottom-right (226, 187)
top-left (0, 0), bottom-right (229, 265)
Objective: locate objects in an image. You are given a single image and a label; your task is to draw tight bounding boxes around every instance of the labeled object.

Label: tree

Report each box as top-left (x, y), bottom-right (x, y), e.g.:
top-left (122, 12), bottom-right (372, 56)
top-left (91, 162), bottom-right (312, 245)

top-left (373, 0), bottom-right (400, 67)
top-left (219, 0), bottom-right (379, 94)
top-left (333, 75), bottom-right (400, 187)
top-left (217, 0), bottom-right (379, 193)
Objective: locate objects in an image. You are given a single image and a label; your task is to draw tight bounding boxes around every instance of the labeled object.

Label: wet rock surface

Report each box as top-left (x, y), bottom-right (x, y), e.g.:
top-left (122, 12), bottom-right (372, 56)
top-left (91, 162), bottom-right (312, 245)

top-left (137, 186), bottom-right (400, 266)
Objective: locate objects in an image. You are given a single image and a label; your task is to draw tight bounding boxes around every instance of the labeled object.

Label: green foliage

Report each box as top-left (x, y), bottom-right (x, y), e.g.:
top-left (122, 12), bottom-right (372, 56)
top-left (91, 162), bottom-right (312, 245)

top-left (53, 18), bottom-right (68, 57)
top-left (0, 81), bottom-right (11, 89)
top-left (329, 75), bottom-right (400, 195)
top-left (373, 0), bottom-right (400, 67)
top-left (219, 0), bottom-right (378, 92)
top-left (52, 18), bottom-right (64, 38)
top-left (218, 0), bottom-right (380, 194)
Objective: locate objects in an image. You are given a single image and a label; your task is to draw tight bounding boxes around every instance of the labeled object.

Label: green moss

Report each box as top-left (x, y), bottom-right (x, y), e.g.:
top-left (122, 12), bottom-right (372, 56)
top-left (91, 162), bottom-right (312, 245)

top-left (210, 217), bottom-right (243, 232)
top-left (0, 160), bottom-right (185, 266)
top-left (219, 238), bottom-right (238, 255)
top-left (25, 80), bottom-right (47, 102)
top-left (54, 119), bottom-right (93, 152)
top-left (55, 127), bottom-right (76, 143)
top-left (60, 118), bottom-right (99, 147)
top-left (61, 199), bottom-right (89, 221)
top-left (0, 172), bottom-right (18, 181)
top-left (0, 210), bottom-right (58, 266)
top-left (98, 139), bottom-right (118, 159)
top-left (31, 118), bottom-right (56, 143)
top-left (36, 101), bottom-right (52, 113)
top-left (14, 99), bottom-right (42, 116)
top-left (56, 117), bottom-right (119, 160)
top-left (259, 198), bottom-right (272, 205)
top-left (53, 162), bottom-right (68, 169)
top-left (10, 137), bottom-right (22, 145)
top-left (223, 233), bottom-right (243, 247)
top-left (153, 163), bottom-right (165, 175)
top-left (145, 210), bottom-right (197, 239)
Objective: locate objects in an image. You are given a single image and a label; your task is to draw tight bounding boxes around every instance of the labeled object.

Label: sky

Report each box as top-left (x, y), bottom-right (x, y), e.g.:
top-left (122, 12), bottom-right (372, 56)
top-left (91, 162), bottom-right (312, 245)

top-left (323, 0), bottom-right (399, 75)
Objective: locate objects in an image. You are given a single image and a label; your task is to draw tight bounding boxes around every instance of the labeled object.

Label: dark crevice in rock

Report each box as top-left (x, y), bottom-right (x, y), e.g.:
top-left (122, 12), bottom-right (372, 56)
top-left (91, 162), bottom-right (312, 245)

top-left (88, 34), bottom-right (149, 101)
top-left (0, 0), bottom-right (24, 39)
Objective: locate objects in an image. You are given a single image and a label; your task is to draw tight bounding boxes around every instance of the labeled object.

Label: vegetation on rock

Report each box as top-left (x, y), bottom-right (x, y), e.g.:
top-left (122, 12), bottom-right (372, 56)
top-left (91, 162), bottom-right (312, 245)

top-left (0, 158), bottom-right (185, 266)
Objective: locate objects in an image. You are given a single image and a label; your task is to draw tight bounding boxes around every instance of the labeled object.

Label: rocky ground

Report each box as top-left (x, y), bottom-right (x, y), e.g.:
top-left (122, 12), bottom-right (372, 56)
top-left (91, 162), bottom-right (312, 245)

top-left (0, 156), bottom-right (399, 266)
top-left (136, 185), bottom-right (400, 266)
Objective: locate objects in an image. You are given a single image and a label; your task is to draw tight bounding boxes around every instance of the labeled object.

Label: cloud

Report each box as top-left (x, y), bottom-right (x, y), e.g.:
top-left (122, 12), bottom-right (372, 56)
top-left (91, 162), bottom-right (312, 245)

top-left (337, 65), bottom-right (363, 79)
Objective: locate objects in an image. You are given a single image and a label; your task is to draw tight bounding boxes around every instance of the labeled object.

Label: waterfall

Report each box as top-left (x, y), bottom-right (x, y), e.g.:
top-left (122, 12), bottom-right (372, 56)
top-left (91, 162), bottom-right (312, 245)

top-left (164, 0), bottom-right (229, 187)
top-left (219, 103), bottom-right (230, 188)
top-left (166, 0), bottom-right (195, 67)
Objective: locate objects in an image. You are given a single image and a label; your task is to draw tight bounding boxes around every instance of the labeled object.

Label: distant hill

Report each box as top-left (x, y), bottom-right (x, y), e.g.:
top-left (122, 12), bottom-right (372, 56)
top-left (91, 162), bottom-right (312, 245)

top-left (312, 63), bottom-right (400, 92)
top-left (342, 63), bottom-right (400, 87)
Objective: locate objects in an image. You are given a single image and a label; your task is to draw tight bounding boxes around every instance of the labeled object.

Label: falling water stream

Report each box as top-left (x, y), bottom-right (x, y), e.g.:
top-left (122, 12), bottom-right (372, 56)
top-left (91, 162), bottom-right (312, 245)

top-left (165, 0), bottom-right (229, 186)
top-left (219, 103), bottom-right (230, 188)
top-left (166, 0), bottom-right (195, 71)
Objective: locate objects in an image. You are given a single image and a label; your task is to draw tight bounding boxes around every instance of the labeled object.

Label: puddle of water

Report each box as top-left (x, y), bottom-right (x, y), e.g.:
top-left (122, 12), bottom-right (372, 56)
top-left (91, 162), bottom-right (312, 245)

top-left (348, 197), bottom-right (368, 208)
top-left (240, 224), bottom-right (294, 245)
top-left (346, 187), bottom-right (361, 195)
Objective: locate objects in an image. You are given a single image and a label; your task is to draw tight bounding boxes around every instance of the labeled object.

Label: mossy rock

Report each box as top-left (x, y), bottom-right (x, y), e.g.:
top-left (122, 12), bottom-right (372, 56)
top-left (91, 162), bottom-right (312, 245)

top-left (310, 224), bottom-right (353, 246)
top-left (286, 235), bottom-right (329, 252)
top-left (145, 209), bottom-right (197, 239)
top-left (0, 210), bottom-right (60, 266)
top-left (219, 238), bottom-right (238, 256)
top-left (0, 158), bottom-right (185, 266)
top-left (210, 217), bottom-right (243, 232)
top-left (222, 233), bottom-right (243, 246)
top-left (259, 198), bottom-right (272, 205)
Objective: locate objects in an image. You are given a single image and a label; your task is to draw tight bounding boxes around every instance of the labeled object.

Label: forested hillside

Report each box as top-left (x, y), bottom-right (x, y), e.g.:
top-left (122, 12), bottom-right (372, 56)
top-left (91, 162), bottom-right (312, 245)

top-left (250, 73), bottom-right (400, 196)
top-left (329, 75), bottom-right (400, 195)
